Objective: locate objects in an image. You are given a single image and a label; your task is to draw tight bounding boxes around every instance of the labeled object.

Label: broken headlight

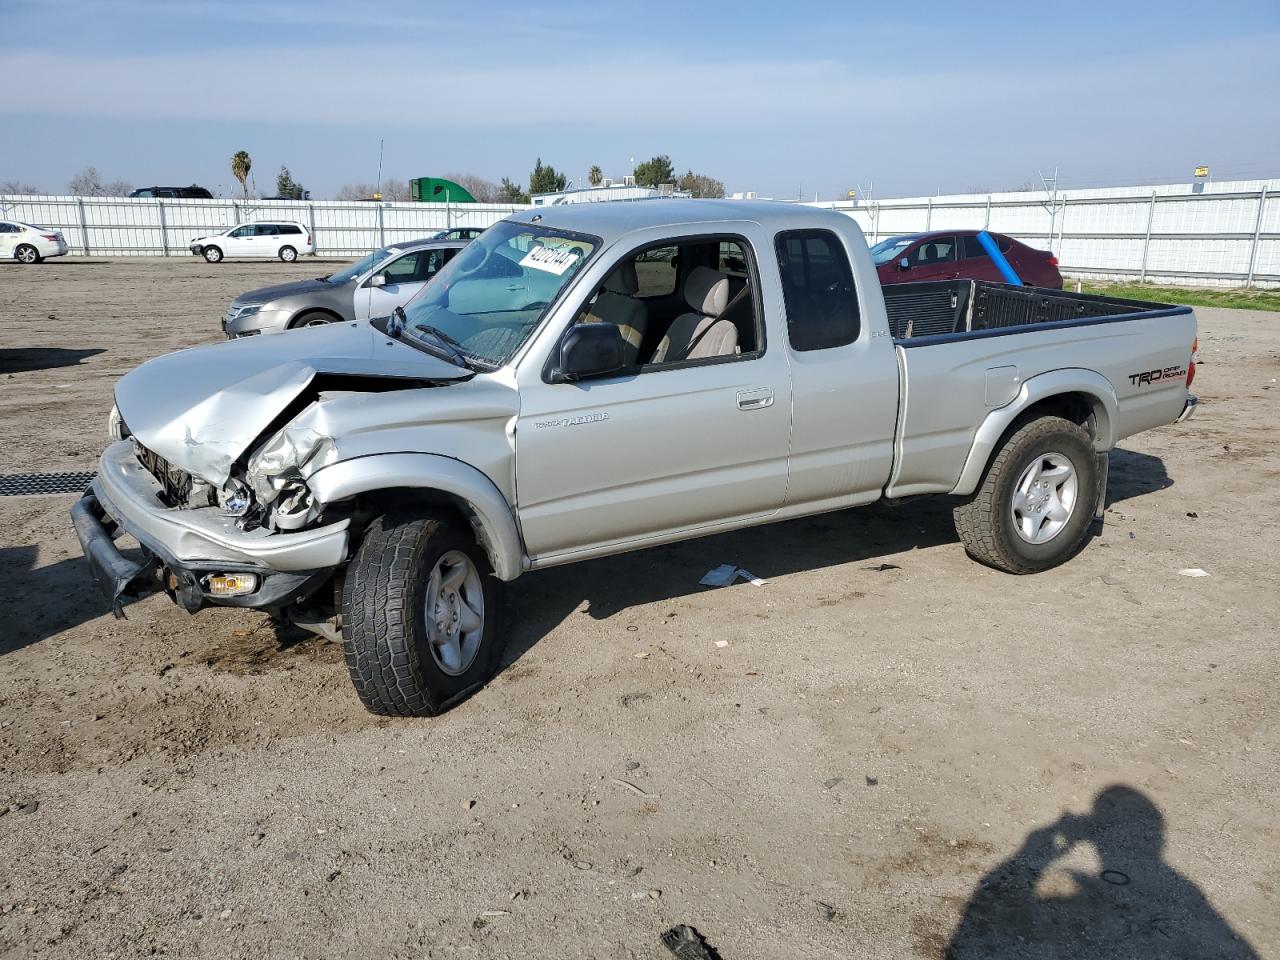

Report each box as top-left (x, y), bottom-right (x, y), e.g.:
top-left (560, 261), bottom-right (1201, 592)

top-left (217, 478), bottom-right (253, 517)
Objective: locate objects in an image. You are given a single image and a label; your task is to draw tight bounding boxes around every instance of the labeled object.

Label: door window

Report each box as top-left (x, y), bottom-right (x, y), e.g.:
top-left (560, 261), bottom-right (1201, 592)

top-left (254, 224), bottom-right (280, 236)
top-left (961, 235), bottom-right (991, 260)
top-left (775, 229), bottom-right (860, 351)
top-left (911, 237), bottom-right (956, 266)
top-left (415, 248), bottom-right (454, 281)
top-left (0, 223), bottom-right (17, 233)
top-left (229, 225), bottom-right (254, 238)
top-left (379, 251), bottom-right (422, 283)
top-left (633, 245), bottom-right (679, 298)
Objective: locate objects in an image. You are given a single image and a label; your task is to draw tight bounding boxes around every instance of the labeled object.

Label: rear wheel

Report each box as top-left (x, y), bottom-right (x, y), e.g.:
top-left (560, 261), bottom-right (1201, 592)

top-left (341, 510), bottom-right (505, 716)
top-left (202, 245), bottom-right (223, 263)
top-left (953, 415), bottom-right (1099, 574)
top-left (15, 244), bottom-right (40, 264)
top-left (279, 245), bottom-right (297, 262)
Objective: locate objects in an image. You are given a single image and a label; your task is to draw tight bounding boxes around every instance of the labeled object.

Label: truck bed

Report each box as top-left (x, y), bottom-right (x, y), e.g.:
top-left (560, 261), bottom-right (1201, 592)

top-left (879, 280), bottom-right (1195, 499)
top-left (882, 280), bottom-right (1177, 342)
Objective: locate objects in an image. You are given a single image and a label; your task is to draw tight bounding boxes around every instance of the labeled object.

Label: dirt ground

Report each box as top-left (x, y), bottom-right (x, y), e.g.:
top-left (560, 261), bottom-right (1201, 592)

top-left (1, 258), bottom-right (1277, 959)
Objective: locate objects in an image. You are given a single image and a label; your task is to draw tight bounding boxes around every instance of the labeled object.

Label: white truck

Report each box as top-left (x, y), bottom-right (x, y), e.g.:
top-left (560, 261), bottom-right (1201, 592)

top-left (72, 200), bottom-right (1198, 716)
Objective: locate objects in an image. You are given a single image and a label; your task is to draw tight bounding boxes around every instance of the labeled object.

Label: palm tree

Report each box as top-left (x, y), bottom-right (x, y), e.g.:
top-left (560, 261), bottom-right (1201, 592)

top-left (588, 164), bottom-right (603, 187)
top-left (231, 150), bottom-right (252, 201)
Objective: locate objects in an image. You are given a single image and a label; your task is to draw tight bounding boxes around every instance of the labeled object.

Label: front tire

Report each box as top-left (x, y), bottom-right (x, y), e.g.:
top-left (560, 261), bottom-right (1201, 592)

top-left (203, 245), bottom-right (223, 263)
top-left (953, 415), bottom-right (1099, 574)
top-left (290, 311), bottom-right (335, 329)
top-left (341, 510), bottom-right (504, 716)
top-left (15, 244), bottom-right (41, 264)
top-left (279, 245), bottom-right (298, 262)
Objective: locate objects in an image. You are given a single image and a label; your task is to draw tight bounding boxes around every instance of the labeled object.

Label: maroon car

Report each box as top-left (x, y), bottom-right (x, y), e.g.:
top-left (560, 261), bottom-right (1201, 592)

top-left (870, 230), bottom-right (1063, 289)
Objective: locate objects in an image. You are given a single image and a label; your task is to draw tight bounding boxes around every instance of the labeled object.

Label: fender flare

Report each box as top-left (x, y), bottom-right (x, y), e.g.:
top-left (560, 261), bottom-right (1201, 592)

top-left (950, 368), bottom-right (1119, 497)
top-left (307, 453), bottom-right (525, 581)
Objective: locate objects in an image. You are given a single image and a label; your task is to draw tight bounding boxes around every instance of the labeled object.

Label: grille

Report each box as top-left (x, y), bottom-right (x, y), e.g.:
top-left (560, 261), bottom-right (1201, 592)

top-left (0, 472), bottom-right (96, 497)
top-left (134, 442), bottom-right (195, 506)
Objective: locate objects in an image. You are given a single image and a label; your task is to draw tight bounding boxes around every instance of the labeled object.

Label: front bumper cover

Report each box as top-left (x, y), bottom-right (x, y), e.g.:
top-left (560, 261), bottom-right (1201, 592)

top-left (70, 441), bottom-right (350, 616)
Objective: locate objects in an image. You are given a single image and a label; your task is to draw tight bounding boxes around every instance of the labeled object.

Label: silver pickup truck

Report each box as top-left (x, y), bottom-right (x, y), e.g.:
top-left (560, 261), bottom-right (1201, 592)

top-left (72, 200), bottom-right (1198, 716)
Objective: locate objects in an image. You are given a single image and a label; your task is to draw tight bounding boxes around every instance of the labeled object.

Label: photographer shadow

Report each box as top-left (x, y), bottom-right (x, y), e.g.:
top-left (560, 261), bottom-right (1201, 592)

top-left (945, 785), bottom-right (1260, 959)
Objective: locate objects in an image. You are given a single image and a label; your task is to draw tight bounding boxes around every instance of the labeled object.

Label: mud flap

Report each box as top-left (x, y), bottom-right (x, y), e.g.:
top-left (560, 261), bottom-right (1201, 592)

top-left (1095, 451), bottom-right (1109, 522)
top-left (70, 493), bottom-right (158, 618)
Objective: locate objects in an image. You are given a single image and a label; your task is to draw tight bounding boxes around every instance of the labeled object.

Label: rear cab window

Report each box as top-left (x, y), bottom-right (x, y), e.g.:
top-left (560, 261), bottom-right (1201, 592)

top-left (775, 229), bottom-right (860, 351)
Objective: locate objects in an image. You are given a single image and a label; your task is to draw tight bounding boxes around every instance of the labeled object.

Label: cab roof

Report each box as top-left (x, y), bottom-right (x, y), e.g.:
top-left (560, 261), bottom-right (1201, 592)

top-left (505, 198), bottom-right (856, 245)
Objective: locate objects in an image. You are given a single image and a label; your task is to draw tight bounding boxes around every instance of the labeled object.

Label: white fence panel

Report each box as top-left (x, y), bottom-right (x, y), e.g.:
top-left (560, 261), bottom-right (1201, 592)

top-left (4, 181), bottom-right (1278, 286)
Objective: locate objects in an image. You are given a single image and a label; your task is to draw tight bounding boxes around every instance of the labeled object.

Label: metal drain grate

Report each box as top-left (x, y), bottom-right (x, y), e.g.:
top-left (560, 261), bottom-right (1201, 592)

top-left (0, 472), bottom-right (96, 497)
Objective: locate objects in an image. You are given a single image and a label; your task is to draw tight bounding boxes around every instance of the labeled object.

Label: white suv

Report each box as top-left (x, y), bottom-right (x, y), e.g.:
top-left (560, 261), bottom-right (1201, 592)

top-left (189, 221), bottom-right (314, 263)
top-left (1, 220), bottom-right (69, 264)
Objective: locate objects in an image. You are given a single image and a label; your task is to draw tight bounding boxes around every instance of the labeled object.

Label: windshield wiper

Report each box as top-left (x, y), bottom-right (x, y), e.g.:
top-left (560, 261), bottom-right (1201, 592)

top-left (385, 307), bottom-right (473, 370)
top-left (413, 324), bottom-right (474, 370)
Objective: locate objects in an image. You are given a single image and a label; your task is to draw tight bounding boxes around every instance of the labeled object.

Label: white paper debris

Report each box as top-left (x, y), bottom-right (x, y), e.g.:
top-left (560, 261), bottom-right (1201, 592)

top-left (736, 568), bottom-right (768, 586)
top-left (700, 564), bottom-right (738, 587)
top-left (1178, 568), bottom-right (1210, 577)
top-left (715, 640), bottom-right (729, 648)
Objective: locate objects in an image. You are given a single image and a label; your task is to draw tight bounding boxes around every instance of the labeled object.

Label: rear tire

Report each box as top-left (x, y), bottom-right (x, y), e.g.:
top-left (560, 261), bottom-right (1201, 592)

top-left (15, 244), bottom-right (41, 264)
top-left (341, 510), bottom-right (504, 716)
top-left (203, 245), bottom-right (223, 263)
top-left (953, 415), bottom-right (1099, 574)
top-left (279, 245), bottom-right (297, 262)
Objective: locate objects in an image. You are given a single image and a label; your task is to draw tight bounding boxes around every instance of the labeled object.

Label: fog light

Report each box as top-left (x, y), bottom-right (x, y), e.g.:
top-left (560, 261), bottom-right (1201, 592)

top-left (205, 573), bottom-right (258, 597)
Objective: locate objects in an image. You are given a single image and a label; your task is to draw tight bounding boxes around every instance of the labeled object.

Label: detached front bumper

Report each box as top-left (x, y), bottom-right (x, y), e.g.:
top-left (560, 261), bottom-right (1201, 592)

top-left (70, 441), bottom-right (350, 615)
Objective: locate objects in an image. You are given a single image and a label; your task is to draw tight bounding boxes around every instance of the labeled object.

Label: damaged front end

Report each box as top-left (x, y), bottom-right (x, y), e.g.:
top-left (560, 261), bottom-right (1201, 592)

top-left (73, 322), bottom-right (476, 621)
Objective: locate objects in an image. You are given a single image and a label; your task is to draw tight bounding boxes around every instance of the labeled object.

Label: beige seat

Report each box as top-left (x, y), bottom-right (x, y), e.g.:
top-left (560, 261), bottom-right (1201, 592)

top-left (651, 266), bottom-right (739, 364)
top-left (581, 262), bottom-right (647, 365)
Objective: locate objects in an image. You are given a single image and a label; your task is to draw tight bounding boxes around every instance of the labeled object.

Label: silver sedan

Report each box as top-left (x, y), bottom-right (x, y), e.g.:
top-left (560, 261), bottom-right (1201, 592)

top-left (221, 238), bottom-right (467, 337)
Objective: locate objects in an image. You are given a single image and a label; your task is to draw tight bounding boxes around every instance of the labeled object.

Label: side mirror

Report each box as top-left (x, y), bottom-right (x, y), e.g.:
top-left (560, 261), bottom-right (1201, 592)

top-left (552, 324), bottom-right (624, 383)
top-left (898, 257), bottom-right (911, 271)
top-left (369, 273), bottom-right (388, 288)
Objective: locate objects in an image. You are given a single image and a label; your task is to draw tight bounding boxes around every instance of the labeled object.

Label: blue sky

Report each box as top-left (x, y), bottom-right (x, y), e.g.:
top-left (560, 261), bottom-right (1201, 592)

top-left (2, 0), bottom-right (1278, 199)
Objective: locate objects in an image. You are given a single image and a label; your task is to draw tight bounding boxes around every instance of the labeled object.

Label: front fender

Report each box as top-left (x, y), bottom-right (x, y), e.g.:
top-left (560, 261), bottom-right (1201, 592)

top-left (308, 454), bottom-right (525, 581)
top-left (950, 368), bottom-right (1119, 497)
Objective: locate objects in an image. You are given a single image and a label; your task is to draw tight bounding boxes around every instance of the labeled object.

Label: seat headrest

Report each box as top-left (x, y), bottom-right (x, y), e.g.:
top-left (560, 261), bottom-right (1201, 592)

top-left (684, 266), bottom-right (729, 315)
top-left (602, 261), bottom-right (639, 296)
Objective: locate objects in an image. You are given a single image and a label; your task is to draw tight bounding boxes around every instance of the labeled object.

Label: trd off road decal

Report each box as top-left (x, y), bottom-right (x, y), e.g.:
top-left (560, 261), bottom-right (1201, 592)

top-left (1128, 365), bottom-right (1187, 386)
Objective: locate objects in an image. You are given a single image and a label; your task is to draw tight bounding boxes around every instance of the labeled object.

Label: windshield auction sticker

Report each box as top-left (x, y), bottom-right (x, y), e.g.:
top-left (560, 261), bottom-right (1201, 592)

top-left (518, 244), bottom-right (583, 276)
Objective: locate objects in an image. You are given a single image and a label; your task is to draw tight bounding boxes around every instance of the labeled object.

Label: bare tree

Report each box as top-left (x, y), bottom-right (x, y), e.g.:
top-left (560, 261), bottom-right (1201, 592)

top-left (68, 166), bottom-right (134, 197)
top-left (381, 178), bottom-right (411, 202)
top-left (0, 180), bottom-right (42, 195)
top-left (442, 172), bottom-right (501, 203)
top-left (676, 170), bottom-right (726, 199)
top-left (335, 182), bottom-right (378, 201)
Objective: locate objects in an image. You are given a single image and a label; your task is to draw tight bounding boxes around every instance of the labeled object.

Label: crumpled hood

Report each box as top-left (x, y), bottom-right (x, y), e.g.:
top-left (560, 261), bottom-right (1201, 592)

top-left (232, 277), bottom-right (344, 306)
top-left (114, 322), bottom-right (470, 486)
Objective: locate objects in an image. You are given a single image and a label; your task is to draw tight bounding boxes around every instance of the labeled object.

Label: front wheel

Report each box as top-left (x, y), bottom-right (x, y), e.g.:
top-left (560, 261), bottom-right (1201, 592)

top-left (15, 244), bottom-right (41, 264)
top-left (202, 245), bottom-right (223, 263)
top-left (341, 510), bottom-right (505, 716)
top-left (952, 415), bottom-right (1100, 574)
top-left (279, 245), bottom-right (297, 262)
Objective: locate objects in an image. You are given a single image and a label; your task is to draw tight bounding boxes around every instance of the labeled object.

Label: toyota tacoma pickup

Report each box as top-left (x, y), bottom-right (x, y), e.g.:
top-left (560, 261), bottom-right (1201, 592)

top-left (71, 200), bottom-right (1198, 716)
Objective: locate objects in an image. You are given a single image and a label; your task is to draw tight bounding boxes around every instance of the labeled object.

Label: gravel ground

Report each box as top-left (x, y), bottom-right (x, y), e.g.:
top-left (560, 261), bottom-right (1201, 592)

top-left (1, 258), bottom-right (1277, 959)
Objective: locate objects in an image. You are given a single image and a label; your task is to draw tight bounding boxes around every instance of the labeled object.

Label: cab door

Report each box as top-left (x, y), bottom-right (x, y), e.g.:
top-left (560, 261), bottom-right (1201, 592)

top-left (513, 229), bottom-right (792, 562)
top-left (0, 222), bottom-right (17, 259)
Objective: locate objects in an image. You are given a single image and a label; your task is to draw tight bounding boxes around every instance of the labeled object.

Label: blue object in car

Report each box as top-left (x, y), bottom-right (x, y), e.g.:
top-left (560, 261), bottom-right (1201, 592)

top-left (977, 230), bottom-right (1023, 286)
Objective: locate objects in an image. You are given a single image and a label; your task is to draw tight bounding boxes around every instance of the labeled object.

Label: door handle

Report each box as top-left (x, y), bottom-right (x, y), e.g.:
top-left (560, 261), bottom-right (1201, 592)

top-left (736, 388), bottom-right (774, 411)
